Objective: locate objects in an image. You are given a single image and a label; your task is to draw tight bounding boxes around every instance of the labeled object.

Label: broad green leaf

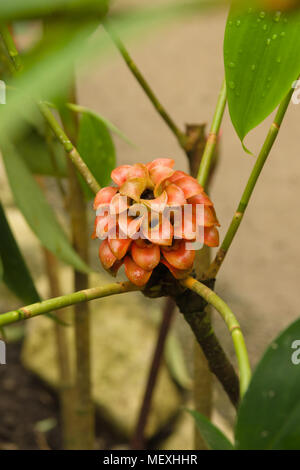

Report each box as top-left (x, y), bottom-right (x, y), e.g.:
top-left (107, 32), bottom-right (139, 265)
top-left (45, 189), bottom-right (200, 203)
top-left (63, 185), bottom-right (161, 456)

top-left (77, 112), bottom-right (116, 199)
top-left (187, 410), bottom-right (234, 450)
top-left (2, 141), bottom-right (90, 273)
top-left (0, 201), bottom-right (40, 304)
top-left (0, 0), bottom-right (109, 21)
top-left (236, 318), bottom-right (300, 450)
top-left (14, 125), bottom-right (67, 177)
top-left (68, 103), bottom-right (136, 148)
top-left (224, 6), bottom-right (300, 144)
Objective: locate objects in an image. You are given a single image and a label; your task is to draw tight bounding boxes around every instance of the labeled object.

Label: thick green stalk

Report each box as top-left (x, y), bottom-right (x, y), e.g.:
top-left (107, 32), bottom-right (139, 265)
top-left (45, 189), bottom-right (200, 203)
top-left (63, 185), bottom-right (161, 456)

top-left (67, 154), bottom-right (94, 449)
top-left (105, 25), bottom-right (187, 149)
top-left (42, 248), bottom-right (76, 450)
top-left (197, 79), bottom-right (227, 189)
top-left (0, 282), bottom-right (139, 327)
top-left (181, 276), bottom-right (251, 398)
top-left (206, 88), bottom-right (293, 279)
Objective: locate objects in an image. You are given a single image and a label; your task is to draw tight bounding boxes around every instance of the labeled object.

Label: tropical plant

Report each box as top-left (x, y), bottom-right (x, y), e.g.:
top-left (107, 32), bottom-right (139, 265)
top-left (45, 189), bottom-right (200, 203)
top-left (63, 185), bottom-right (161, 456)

top-left (0, 0), bottom-right (300, 450)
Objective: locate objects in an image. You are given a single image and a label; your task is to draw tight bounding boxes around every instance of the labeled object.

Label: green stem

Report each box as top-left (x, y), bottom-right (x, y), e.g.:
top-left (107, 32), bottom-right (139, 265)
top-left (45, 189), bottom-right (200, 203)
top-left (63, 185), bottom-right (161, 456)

top-left (38, 101), bottom-right (100, 194)
top-left (197, 79), bottom-right (226, 189)
top-left (105, 24), bottom-right (187, 149)
top-left (206, 88), bottom-right (293, 279)
top-left (0, 25), bottom-right (22, 72)
top-left (181, 276), bottom-right (251, 398)
top-left (0, 282), bottom-right (139, 327)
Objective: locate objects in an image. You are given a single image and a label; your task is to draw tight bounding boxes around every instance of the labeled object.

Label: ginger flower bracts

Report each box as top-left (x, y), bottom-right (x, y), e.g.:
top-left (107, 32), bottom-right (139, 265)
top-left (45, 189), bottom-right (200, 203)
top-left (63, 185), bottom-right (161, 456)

top-left (92, 159), bottom-right (220, 286)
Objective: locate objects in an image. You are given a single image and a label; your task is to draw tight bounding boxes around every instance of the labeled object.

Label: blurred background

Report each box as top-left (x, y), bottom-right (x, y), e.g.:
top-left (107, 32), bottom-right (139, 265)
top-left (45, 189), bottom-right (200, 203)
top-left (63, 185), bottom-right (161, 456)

top-left (0, 0), bottom-right (300, 450)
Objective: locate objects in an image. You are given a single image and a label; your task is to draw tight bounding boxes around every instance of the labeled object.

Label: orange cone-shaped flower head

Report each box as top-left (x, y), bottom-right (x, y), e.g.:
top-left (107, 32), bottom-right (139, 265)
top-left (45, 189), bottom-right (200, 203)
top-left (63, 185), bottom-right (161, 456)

top-left (93, 159), bottom-right (220, 286)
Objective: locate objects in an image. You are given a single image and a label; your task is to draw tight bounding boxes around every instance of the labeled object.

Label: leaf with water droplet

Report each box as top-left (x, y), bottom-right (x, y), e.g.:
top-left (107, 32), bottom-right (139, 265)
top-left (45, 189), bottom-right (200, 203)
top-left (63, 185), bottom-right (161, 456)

top-left (224, 6), bottom-right (300, 149)
top-left (235, 318), bottom-right (300, 449)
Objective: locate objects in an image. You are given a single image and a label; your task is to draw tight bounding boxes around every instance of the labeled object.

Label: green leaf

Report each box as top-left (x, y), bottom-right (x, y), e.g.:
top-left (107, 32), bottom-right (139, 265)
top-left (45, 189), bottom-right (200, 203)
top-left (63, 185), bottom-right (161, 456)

top-left (187, 410), bottom-right (234, 450)
top-left (224, 7), bottom-right (300, 144)
top-left (0, 202), bottom-right (70, 326)
top-left (77, 111), bottom-right (116, 199)
top-left (14, 125), bottom-right (67, 177)
top-left (0, 0), bottom-right (109, 21)
top-left (2, 141), bottom-right (90, 274)
top-left (0, 202), bottom-right (40, 305)
top-left (236, 318), bottom-right (300, 450)
top-left (68, 104), bottom-right (136, 148)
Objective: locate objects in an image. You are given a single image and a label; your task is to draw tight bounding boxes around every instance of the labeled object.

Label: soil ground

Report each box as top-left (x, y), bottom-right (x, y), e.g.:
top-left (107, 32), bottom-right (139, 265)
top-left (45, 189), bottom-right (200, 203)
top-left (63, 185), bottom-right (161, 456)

top-left (0, 341), bottom-right (62, 450)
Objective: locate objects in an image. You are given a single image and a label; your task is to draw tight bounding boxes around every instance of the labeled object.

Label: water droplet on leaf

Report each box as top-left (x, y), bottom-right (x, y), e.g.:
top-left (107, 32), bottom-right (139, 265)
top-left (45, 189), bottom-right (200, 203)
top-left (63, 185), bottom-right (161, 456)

top-left (273, 11), bottom-right (282, 22)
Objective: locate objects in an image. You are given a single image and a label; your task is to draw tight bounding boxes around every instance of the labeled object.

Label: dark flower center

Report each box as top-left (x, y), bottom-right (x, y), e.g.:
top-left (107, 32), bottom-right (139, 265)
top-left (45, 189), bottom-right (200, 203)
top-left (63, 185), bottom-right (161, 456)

top-left (141, 189), bottom-right (154, 200)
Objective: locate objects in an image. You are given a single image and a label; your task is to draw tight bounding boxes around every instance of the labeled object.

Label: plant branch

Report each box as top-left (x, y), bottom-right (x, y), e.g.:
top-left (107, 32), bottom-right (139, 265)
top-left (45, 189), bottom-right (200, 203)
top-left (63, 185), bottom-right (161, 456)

top-left (38, 101), bottom-right (100, 194)
top-left (0, 282), bottom-right (139, 328)
top-left (105, 24), bottom-right (187, 149)
top-left (130, 297), bottom-right (176, 450)
top-left (174, 280), bottom-right (239, 408)
top-left (197, 79), bottom-right (226, 189)
top-left (0, 25), bottom-right (22, 72)
top-left (181, 276), bottom-right (251, 398)
top-left (206, 88), bottom-right (294, 279)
